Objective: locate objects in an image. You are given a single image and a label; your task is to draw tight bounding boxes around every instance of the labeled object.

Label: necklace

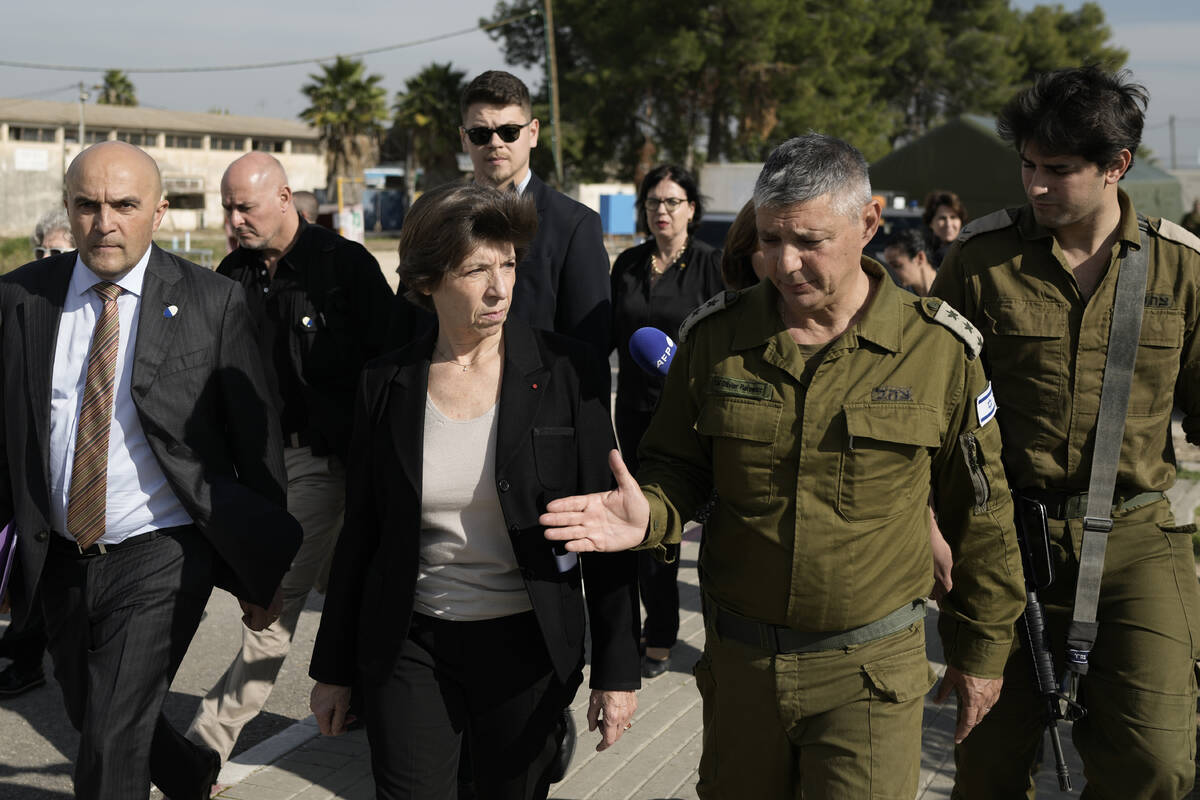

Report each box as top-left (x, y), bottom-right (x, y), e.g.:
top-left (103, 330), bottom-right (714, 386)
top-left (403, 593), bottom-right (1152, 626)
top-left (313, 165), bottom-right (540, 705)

top-left (651, 237), bottom-right (688, 275)
top-left (435, 341), bottom-right (498, 372)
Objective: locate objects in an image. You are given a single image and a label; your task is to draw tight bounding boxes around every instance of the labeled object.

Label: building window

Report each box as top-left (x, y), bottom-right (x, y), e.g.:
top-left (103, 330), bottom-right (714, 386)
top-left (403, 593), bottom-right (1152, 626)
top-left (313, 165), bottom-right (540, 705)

top-left (291, 139), bottom-right (318, 154)
top-left (210, 136), bottom-right (244, 151)
top-left (165, 134), bottom-right (203, 149)
top-left (63, 129), bottom-right (110, 144)
top-left (252, 138), bottom-right (284, 153)
top-left (116, 130), bottom-right (158, 147)
top-left (10, 126), bottom-right (57, 142)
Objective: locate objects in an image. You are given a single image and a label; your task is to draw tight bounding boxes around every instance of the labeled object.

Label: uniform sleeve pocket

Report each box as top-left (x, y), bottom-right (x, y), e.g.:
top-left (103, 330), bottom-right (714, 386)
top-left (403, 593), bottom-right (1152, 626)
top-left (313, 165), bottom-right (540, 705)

top-left (958, 419), bottom-right (1005, 513)
top-left (838, 404), bottom-right (941, 521)
top-left (862, 642), bottom-right (937, 703)
top-left (533, 426), bottom-right (577, 491)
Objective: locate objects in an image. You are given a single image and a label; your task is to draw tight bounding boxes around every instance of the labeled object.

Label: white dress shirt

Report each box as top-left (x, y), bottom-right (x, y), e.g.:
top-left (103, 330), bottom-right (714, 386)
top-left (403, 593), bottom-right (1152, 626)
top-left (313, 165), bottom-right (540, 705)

top-left (49, 248), bottom-right (192, 543)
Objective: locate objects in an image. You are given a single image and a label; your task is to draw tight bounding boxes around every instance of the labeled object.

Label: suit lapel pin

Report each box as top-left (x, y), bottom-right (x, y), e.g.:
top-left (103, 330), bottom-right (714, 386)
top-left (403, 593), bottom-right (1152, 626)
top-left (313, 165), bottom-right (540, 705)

top-left (532, 382), bottom-right (539, 389)
top-left (301, 315), bottom-right (316, 329)
top-left (163, 305), bottom-right (179, 319)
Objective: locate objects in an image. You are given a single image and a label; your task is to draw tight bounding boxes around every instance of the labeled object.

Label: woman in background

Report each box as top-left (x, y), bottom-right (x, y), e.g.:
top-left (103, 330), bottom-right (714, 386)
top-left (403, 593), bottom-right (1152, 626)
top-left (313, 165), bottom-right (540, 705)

top-left (922, 190), bottom-right (969, 268)
top-left (609, 165), bottom-right (723, 678)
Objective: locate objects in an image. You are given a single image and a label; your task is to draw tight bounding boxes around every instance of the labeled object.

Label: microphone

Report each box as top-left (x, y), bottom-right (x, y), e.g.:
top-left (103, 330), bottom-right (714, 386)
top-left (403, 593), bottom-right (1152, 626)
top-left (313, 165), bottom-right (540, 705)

top-left (629, 327), bottom-right (676, 376)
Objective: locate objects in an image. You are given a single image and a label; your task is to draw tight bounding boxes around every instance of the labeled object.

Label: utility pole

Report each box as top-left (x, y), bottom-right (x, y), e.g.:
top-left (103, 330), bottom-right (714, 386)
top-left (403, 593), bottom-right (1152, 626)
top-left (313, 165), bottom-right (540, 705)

top-left (1169, 115), bottom-right (1177, 170)
top-left (541, 0), bottom-right (564, 187)
top-left (77, 81), bottom-right (89, 147)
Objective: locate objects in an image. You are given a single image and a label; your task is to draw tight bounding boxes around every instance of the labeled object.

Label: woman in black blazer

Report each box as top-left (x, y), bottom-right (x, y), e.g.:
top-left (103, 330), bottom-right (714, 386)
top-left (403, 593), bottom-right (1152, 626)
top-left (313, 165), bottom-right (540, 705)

top-left (308, 183), bottom-right (640, 800)
top-left (609, 165), bottom-right (723, 678)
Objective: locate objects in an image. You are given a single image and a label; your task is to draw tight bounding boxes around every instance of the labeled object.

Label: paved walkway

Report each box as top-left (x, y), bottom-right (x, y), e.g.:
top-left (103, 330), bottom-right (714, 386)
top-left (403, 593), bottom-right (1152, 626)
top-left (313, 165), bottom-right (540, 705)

top-left (209, 528), bottom-right (1089, 800)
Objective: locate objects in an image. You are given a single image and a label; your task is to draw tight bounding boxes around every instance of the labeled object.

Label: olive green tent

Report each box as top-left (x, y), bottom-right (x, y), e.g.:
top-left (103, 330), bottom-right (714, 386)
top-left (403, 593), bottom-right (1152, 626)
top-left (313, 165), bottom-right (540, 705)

top-left (870, 115), bottom-right (1182, 222)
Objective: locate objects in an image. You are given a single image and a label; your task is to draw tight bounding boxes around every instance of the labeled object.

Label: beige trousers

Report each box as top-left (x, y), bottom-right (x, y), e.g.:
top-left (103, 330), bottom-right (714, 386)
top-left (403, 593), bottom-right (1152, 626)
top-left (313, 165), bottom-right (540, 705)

top-left (186, 446), bottom-right (345, 761)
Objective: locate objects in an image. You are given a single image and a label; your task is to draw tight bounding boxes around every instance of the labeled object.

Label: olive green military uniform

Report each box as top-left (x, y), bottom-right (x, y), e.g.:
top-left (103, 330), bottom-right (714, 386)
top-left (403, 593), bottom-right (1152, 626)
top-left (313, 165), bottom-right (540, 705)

top-left (636, 260), bottom-right (1025, 799)
top-left (931, 188), bottom-right (1200, 799)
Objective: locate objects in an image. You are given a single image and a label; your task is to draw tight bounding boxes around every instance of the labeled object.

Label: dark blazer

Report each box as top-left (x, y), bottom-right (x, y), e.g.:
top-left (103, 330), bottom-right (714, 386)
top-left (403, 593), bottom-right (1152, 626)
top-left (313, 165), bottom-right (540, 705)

top-left (218, 216), bottom-right (395, 458)
top-left (310, 319), bottom-right (641, 691)
top-left (0, 245), bottom-right (300, 622)
top-left (388, 172), bottom-right (612, 354)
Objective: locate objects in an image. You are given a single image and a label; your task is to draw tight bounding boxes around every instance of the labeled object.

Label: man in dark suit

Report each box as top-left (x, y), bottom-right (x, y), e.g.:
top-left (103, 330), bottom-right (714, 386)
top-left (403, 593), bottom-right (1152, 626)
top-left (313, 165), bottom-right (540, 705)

top-left (390, 70), bottom-right (611, 354)
top-left (0, 141), bottom-right (299, 799)
top-left (187, 152), bottom-right (394, 766)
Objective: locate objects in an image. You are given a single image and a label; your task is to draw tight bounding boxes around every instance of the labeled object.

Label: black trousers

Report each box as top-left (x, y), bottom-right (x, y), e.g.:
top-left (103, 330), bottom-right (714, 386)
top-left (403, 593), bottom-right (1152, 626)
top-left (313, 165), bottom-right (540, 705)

top-left (363, 611), bottom-right (579, 800)
top-left (0, 606), bottom-right (47, 670)
top-left (40, 526), bottom-right (215, 799)
top-left (615, 404), bottom-right (681, 650)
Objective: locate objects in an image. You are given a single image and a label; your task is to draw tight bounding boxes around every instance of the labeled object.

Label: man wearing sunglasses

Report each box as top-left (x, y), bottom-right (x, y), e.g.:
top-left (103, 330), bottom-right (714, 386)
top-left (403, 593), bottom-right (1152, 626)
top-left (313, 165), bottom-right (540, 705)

top-left (390, 70), bottom-right (611, 355)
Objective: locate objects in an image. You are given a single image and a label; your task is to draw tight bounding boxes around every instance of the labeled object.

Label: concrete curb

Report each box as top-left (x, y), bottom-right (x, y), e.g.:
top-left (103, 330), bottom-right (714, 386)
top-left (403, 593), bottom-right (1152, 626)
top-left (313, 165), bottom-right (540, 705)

top-left (215, 715), bottom-right (321, 791)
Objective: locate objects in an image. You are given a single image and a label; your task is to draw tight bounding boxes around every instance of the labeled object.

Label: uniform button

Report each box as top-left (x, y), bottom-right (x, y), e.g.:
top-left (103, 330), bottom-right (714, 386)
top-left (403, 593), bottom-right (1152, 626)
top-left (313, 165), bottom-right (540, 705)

top-left (509, 524), bottom-right (519, 533)
top-left (35, 530), bottom-right (48, 542)
top-left (498, 479), bottom-right (510, 492)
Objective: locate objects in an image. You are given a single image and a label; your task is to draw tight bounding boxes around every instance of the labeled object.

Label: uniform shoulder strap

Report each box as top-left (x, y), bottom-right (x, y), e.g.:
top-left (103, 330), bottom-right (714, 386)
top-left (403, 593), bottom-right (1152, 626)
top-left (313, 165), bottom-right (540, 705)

top-left (918, 298), bottom-right (983, 360)
top-left (1155, 218), bottom-right (1200, 256)
top-left (679, 290), bottom-right (740, 343)
top-left (957, 208), bottom-right (1017, 244)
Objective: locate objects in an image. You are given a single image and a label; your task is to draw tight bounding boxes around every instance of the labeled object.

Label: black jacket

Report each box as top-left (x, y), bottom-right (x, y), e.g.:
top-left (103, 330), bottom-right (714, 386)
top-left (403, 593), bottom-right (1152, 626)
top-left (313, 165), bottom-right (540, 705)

top-left (0, 246), bottom-right (299, 619)
top-left (611, 237), bottom-right (724, 414)
top-left (389, 172), bottom-right (612, 355)
top-left (310, 319), bottom-right (641, 691)
top-left (218, 217), bottom-right (394, 458)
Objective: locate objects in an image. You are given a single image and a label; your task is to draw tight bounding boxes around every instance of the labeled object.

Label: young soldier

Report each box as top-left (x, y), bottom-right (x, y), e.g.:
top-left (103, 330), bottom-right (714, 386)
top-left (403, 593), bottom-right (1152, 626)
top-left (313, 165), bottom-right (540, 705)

top-left (932, 66), bottom-right (1200, 798)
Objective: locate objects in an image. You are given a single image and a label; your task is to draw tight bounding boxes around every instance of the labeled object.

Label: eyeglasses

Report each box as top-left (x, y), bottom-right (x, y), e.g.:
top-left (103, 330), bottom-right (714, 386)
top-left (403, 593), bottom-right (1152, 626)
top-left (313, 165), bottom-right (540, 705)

top-left (463, 121), bottom-right (533, 146)
top-left (35, 247), bottom-right (70, 258)
top-left (645, 197), bottom-right (688, 212)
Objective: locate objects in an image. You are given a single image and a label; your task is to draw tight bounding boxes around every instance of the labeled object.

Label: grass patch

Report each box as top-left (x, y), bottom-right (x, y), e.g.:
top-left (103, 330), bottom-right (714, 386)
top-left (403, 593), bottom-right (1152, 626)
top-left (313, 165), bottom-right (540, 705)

top-left (0, 237), bottom-right (33, 275)
top-left (1179, 466), bottom-right (1200, 482)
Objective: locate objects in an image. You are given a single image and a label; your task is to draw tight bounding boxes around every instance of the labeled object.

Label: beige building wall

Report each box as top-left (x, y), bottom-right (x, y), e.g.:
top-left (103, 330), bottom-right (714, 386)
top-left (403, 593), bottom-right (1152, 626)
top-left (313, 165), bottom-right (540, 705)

top-left (0, 104), bottom-right (324, 237)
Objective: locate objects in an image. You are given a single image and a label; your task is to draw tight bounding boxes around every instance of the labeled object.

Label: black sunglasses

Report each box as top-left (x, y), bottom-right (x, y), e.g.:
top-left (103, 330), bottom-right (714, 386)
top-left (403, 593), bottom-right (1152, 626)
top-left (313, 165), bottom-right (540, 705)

top-left (35, 247), bottom-right (70, 258)
top-left (463, 121), bottom-right (532, 147)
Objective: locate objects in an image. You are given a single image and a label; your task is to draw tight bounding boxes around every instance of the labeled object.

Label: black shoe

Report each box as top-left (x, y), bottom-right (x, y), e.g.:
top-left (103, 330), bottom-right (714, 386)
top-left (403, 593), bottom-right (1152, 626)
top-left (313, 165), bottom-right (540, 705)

top-left (161, 744), bottom-right (220, 800)
top-left (545, 708), bottom-right (576, 784)
top-left (641, 654), bottom-right (671, 679)
top-left (0, 662), bottom-right (45, 698)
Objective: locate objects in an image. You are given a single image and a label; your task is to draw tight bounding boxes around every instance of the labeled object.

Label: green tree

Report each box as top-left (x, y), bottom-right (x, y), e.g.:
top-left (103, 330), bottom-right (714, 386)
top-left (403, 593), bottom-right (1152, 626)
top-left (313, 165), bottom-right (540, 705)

top-left (97, 69), bottom-right (137, 106)
top-left (300, 56), bottom-right (390, 189)
top-left (484, 0), bottom-right (1125, 178)
top-left (388, 62), bottom-right (467, 190)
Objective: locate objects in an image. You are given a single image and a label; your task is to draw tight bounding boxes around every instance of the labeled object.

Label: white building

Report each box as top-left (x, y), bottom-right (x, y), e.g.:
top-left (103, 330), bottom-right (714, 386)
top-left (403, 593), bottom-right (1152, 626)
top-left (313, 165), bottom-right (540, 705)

top-left (0, 98), bottom-right (324, 236)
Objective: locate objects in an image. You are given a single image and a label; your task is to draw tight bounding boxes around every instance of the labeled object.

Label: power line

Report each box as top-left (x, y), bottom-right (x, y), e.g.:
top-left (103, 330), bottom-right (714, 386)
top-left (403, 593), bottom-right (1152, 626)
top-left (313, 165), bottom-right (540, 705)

top-left (0, 11), bottom-right (538, 75)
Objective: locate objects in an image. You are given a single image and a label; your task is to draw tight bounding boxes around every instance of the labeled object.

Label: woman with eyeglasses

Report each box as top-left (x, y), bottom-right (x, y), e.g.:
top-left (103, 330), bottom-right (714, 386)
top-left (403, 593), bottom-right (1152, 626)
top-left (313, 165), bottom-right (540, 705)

top-left (609, 164), bottom-right (723, 678)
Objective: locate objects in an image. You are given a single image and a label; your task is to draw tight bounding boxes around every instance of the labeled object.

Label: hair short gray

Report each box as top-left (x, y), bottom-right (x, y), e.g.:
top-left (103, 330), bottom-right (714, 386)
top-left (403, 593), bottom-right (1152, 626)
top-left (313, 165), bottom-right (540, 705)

top-left (31, 208), bottom-right (73, 249)
top-left (753, 133), bottom-right (871, 218)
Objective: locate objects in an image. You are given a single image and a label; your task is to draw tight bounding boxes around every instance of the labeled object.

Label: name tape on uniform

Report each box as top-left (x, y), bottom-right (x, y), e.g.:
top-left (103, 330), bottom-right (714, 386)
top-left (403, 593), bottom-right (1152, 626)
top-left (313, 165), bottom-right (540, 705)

top-left (976, 382), bottom-right (997, 428)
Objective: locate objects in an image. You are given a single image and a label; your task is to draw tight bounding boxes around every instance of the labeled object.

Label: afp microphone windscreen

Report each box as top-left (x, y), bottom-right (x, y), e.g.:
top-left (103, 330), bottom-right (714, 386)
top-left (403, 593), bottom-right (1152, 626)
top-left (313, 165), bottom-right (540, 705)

top-left (629, 327), bottom-right (676, 376)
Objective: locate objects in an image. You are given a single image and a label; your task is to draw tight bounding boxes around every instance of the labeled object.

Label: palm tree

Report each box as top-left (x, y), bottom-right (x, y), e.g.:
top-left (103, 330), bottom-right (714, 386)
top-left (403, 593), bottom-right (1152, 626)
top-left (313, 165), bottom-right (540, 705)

top-left (300, 56), bottom-right (389, 191)
top-left (97, 69), bottom-right (137, 106)
top-left (390, 62), bottom-right (467, 190)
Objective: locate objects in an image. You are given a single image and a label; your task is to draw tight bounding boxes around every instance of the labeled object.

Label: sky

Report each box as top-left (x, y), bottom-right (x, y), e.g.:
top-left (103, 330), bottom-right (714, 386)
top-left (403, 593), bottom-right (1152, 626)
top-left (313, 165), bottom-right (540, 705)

top-left (2, 1), bottom-right (1198, 166)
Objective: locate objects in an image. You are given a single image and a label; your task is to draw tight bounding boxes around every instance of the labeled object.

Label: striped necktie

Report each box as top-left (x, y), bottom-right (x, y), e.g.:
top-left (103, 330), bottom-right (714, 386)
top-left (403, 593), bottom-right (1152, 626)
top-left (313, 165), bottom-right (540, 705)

top-left (66, 281), bottom-right (123, 549)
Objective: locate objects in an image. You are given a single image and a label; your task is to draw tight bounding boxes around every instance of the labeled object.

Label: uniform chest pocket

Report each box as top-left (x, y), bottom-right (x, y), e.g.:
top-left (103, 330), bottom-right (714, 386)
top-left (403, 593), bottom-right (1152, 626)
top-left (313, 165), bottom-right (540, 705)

top-left (696, 394), bottom-right (782, 514)
top-left (533, 427), bottom-right (577, 492)
top-left (837, 403), bottom-right (941, 522)
top-left (981, 300), bottom-right (1068, 414)
top-left (1129, 308), bottom-right (1184, 417)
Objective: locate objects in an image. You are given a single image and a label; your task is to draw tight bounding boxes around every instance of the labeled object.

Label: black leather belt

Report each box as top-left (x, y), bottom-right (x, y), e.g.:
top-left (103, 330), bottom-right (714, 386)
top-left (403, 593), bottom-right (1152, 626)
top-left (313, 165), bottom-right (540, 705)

top-left (50, 528), bottom-right (176, 557)
top-left (1017, 488), bottom-right (1164, 521)
top-left (708, 597), bottom-right (926, 654)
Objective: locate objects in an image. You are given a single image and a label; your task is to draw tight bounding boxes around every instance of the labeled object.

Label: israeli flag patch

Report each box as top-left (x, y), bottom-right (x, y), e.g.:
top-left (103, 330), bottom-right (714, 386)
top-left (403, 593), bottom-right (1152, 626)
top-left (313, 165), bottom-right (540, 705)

top-left (976, 382), bottom-right (997, 427)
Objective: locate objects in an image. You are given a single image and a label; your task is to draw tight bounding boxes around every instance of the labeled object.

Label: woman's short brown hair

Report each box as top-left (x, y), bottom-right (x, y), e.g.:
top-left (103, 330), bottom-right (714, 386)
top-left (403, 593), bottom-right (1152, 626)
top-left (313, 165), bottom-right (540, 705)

top-left (720, 200), bottom-right (761, 291)
top-left (921, 190), bottom-right (969, 228)
top-left (398, 183), bottom-right (539, 311)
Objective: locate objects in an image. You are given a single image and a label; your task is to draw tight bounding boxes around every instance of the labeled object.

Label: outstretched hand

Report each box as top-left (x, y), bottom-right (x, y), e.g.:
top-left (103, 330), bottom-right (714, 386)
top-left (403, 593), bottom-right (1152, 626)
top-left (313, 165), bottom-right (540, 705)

top-left (540, 450), bottom-right (650, 553)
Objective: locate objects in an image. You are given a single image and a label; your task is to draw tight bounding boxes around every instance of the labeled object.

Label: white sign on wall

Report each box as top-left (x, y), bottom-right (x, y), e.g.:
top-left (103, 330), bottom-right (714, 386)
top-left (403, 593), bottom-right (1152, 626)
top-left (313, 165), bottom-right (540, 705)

top-left (14, 149), bottom-right (49, 172)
